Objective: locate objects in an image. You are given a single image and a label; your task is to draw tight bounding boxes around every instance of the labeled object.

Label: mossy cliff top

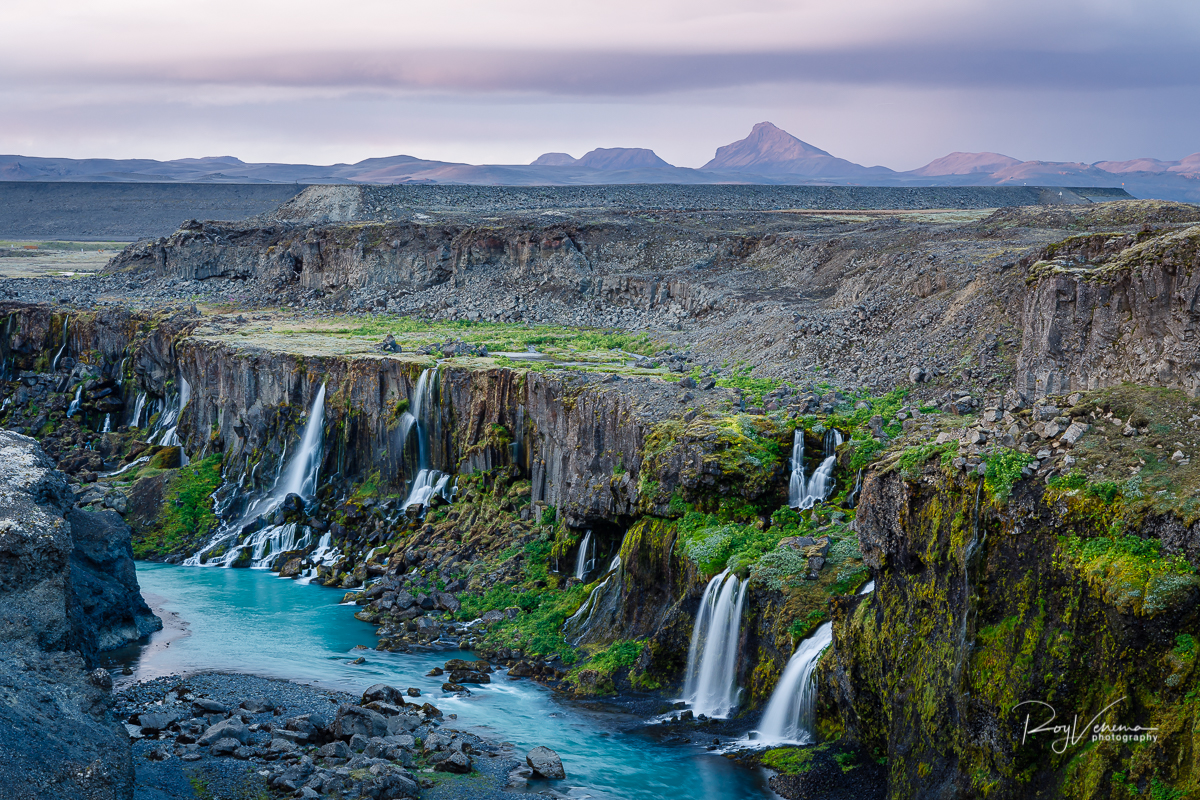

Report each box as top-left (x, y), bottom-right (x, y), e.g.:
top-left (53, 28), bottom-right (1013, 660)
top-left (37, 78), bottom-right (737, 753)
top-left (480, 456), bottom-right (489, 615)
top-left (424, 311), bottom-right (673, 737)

top-left (824, 410), bottom-right (1200, 800)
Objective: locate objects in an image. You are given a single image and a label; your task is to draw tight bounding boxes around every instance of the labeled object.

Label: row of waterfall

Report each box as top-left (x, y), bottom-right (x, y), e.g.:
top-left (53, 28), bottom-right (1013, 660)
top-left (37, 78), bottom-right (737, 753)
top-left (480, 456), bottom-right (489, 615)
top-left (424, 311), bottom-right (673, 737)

top-left (185, 367), bottom-right (457, 577)
top-left (682, 570), bottom-right (750, 718)
top-left (788, 427), bottom-right (843, 510)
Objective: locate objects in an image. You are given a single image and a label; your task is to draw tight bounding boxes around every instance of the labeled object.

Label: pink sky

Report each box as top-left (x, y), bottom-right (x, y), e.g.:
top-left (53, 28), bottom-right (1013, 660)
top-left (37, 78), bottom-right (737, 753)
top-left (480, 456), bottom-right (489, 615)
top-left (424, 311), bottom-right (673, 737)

top-left (2, 0), bottom-right (1197, 168)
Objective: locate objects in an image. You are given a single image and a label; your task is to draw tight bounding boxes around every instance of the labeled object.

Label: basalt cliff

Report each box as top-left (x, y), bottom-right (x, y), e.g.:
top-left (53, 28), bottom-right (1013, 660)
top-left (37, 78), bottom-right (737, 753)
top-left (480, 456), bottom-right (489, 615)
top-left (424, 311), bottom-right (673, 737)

top-left (3, 191), bottom-right (1200, 800)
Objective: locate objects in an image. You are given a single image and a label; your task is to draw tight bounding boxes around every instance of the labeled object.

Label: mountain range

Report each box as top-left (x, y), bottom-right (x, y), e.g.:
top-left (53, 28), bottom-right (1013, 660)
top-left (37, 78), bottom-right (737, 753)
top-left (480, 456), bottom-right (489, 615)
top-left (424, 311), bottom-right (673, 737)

top-left (2, 122), bottom-right (1197, 202)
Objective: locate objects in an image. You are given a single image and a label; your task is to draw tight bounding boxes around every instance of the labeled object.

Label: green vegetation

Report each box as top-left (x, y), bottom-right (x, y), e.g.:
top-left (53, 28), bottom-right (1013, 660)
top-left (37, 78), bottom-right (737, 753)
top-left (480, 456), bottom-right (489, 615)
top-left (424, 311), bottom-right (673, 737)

top-left (761, 747), bottom-right (817, 775)
top-left (133, 454), bottom-right (223, 558)
top-left (894, 440), bottom-right (959, 479)
top-left (715, 366), bottom-right (789, 406)
top-left (1057, 534), bottom-right (1196, 616)
top-left (983, 448), bottom-right (1035, 501)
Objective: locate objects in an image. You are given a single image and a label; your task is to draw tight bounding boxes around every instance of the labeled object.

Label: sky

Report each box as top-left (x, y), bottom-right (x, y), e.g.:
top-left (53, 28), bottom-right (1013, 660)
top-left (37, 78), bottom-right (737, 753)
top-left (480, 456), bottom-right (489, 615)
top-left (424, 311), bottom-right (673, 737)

top-left (2, 0), bottom-right (1199, 169)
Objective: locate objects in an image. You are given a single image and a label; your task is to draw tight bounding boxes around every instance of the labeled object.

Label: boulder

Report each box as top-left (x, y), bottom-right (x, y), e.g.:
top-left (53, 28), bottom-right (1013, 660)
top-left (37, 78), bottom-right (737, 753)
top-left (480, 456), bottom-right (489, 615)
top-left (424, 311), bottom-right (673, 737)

top-left (198, 718), bottom-right (249, 746)
top-left (318, 740), bottom-right (351, 759)
top-left (526, 745), bottom-right (566, 779)
top-left (362, 684), bottom-right (405, 705)
top-left (137, 710), bottom-right (181, 732)
top-left (210, 737), bottom-right (240, 756)
top-left (334, 705), bottom-right (389, 740)
top-left (435, 752), bottom-right (472, 774)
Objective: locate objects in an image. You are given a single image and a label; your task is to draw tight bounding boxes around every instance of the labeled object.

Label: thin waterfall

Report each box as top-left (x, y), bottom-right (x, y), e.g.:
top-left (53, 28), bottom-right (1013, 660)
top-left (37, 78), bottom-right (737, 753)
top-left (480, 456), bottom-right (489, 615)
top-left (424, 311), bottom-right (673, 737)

top-left (574, 530), bottom-right (595, 580)
top-left (102, 414), bottom-right (111, 433)
top-left (156, 377), bottom-right (191, 449)
top-left (756, 623), bottom-right (833, 744)
top-left (67, 385), bottom-right (82, 417)
top-left (185, 383), bottom-right (327, 568)
top-left (561, 555), bottom-right (623, 645)
top-left (787, 429), bottom-right (806, 507)
top-left (50, 316), bottom-right (69, 372)
top-left (128, 392), bottom-right (147, 428)
top-left (682, 570), bottom-right (750, 718)
top-left (402, 368), bottom-right (455, 510)
top-left (845, 468), bottom-right (864, 509)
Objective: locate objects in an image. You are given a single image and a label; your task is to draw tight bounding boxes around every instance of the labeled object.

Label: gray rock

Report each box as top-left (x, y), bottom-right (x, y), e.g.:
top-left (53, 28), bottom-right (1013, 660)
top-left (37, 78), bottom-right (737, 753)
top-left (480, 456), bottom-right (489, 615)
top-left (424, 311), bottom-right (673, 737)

top-left (319, 740), bottom-right (352, 759)
top-left (240, 697), bottom-right (275, 713)
top-left (526, 745), bottom-right (566, 779)
top-left (193, 698), bottom-right (229, 714)
top-left (138, 710), bottom-right (181, 732)
top-left (210, 737), bottom-right (240, 755)
top-left (435, 751), bottom-right (472, 774)
top-left (1060, 421), bottom-right (1090, 445)
top-left (335, 705), bottom-right (390, 740)
top-left (198, 718), bottom-right (249, 746)
top-left (350, 733), bottom-right (371, 752)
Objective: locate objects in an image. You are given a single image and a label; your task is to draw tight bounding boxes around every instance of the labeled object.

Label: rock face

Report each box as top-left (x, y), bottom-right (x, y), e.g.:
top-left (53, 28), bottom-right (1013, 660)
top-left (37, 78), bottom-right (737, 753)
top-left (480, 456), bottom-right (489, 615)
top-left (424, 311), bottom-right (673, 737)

top-left (68, 507), bottom-right (161, 654)
top-left (825, 464), bottom-right (1200, 799)
top-left (1016, 226), bottom-right (1200, 399)
top-left (0, 430), bottom-right (137, 800)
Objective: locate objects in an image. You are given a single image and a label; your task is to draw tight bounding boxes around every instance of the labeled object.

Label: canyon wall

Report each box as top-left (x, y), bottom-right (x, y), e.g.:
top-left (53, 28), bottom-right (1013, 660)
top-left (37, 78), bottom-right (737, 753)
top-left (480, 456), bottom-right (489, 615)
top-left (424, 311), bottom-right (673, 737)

top-left (1015, 225), bottom-right (1200, 399)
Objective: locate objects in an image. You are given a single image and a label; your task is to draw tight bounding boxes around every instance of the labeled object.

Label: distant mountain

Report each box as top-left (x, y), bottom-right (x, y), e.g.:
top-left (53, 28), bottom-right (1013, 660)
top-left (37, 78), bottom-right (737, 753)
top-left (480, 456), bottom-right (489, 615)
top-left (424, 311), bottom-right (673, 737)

top-left (531, 153), bottom-right (577, 166)
top-left (701, 121), bottom-right (893, 178)
top-left (2, 126), bottom-right (1198, 202)
top-left (575, 148), bottom-right (672, 170)
top-left (908, 152), bottom-right (1022, 176)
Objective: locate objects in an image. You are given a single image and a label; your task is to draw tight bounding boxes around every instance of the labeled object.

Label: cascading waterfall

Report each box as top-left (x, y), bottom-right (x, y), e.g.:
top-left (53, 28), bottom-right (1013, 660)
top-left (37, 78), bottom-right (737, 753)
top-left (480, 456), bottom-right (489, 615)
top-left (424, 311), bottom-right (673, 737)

top-left (755, 576), bottom-right (873, 744)
top-left (67, 385), bottom-right (82, 417)
top-left (185, 384), bottom-right (329, 569)
top-left (561, 555), bottom-right (623, 645)
top-left (788, 428), bottom-right (843, 510)
top-left (128, 392), bottom-right (147, 428)
top-left (50, 316), bottom-right (69, 372)
top-left (154, 377), bottom-right (191, 451)
top-left (574, 530), bottom-right (595, 580)
top-left (682, 570), bottom-right (750, 718)
top-left (401, 368), bottom-right (455, 510)
top-left (102, 414), bottom-right (111, 433)
top-left (755, 623), bottom-right (833, 744)
top-left (845, 468), bottom-right (864, 509)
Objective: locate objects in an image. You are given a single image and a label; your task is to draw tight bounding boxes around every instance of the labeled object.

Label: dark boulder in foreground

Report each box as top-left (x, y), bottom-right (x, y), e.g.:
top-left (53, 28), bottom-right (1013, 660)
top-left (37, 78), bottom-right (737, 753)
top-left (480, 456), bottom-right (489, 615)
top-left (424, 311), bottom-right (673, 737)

top-left (526, 745), bottom-right (566, 779)
top-left (0, 430), bottom-right (159, 800)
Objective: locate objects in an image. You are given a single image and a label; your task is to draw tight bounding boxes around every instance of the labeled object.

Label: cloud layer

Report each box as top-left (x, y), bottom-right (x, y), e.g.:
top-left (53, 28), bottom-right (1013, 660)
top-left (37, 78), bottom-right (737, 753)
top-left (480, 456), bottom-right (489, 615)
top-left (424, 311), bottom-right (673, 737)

top-left (1, 0), bottom-right (1197, 167)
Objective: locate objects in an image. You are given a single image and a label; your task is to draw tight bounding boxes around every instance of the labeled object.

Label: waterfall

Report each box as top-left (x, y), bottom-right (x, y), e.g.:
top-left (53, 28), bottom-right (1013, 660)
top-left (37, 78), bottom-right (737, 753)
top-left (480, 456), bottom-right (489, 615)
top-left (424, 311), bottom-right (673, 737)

top-left (682, 570), bottom-right (750, 718)
top-left (574, 530), bottom-right (595, 580)
top-left (845, 468), bottom-right (864, 509)
top-left (789, 428), bottom-right (842, 511)
top-left (561, 555), bottom-right (623, 645)
top-left (50, 316), bottom-right (69, 372)
top-left (184, 383), bottom-right (327, 568)
top-left (128, 392), bottom-right (147, 428)
top-left (155, 377), bottom-right (191, 448)
top-left (102, 414), bottom-right (111, 433)
top-left (67, 385), bottom-right (82, 417)
top-left (755, 622), bottom-right (833, 744)
top-left (401, 368), bottom-right (455, 510)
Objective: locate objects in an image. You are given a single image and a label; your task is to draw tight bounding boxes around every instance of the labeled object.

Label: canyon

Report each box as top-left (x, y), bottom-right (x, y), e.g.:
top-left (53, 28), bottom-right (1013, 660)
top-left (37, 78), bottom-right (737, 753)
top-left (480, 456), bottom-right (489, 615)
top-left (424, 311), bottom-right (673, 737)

top-left (2, 186), bottom-right (1199, 800)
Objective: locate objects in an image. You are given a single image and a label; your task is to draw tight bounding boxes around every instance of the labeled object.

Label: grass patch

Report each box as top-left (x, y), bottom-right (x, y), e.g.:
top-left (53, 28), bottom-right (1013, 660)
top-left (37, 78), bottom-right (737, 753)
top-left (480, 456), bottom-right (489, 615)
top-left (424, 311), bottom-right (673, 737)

top-left (762, 747), bottom-right (817, 775)
top-left (1057, 534), bottom-right (1197, 616)
top-left (133, 454), bottom-right (223, 558)
top-left (984, 448), bottom-right (1035, 502)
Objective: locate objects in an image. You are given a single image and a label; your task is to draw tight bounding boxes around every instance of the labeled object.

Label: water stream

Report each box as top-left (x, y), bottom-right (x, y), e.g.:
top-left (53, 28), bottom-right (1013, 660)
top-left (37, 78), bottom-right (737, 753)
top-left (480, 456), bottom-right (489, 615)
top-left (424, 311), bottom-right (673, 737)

top-left (401, 368), bottom-right (455, 510)
top-left (788, 428), bottom-right (842, 510)
top-left (573, 530), bottom-right (595, 581)
top-left (681, 570), bottom-right (749, 718)
top-left (116, 563), bottom-right (776, 800)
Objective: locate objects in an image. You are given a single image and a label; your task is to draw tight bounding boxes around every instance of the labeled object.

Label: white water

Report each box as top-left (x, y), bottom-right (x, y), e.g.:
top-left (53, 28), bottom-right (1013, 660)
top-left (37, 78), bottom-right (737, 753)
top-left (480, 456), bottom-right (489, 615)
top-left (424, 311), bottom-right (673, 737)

top-left (67, 385), bottom-right (82, 417)
top-left (788, 428), bottom-right (843, 510)
top-left (102, 413), bottom-right (111, 433)
top-left (128, 392), bottom-right (147, 428)
top-left (101, 455), bottom-right (150, 478)
top-left (574, 530), bottom-right (595, 580)
top-left (562, 555), bottom-right (622, 645)
top-left (682, 570), bottom-right (749, 718)
top-left (50, 316), bottom-right (69, 372)
top-left (755, 622), bottom-right (833, 744)
top-left (185, 384), bottom-right (328, 568)
top-left (155, 377), bottom-right (191, 451)
top-left (401, 368), bottom-right (455, 510)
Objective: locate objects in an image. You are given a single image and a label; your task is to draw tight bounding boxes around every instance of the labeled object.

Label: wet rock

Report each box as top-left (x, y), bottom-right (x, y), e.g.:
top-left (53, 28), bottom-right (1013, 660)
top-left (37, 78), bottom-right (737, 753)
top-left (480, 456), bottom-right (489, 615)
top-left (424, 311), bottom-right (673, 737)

top-left (527, 745), bottom-right (566, 779)
top-left (436, 751), bottom-right (472, 773)
top-left (362, 684), bottom-right (405, 705)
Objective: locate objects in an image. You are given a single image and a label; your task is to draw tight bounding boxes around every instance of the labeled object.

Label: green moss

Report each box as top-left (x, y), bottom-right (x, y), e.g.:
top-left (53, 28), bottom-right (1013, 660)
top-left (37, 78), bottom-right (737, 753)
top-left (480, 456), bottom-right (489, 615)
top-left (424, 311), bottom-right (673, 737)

top-left (133, 454), bottom-right (223, 558)
top-left (761, 747), bottom-right (817, 775)
top-left (1057, 534), bottom-right (1197, 616)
